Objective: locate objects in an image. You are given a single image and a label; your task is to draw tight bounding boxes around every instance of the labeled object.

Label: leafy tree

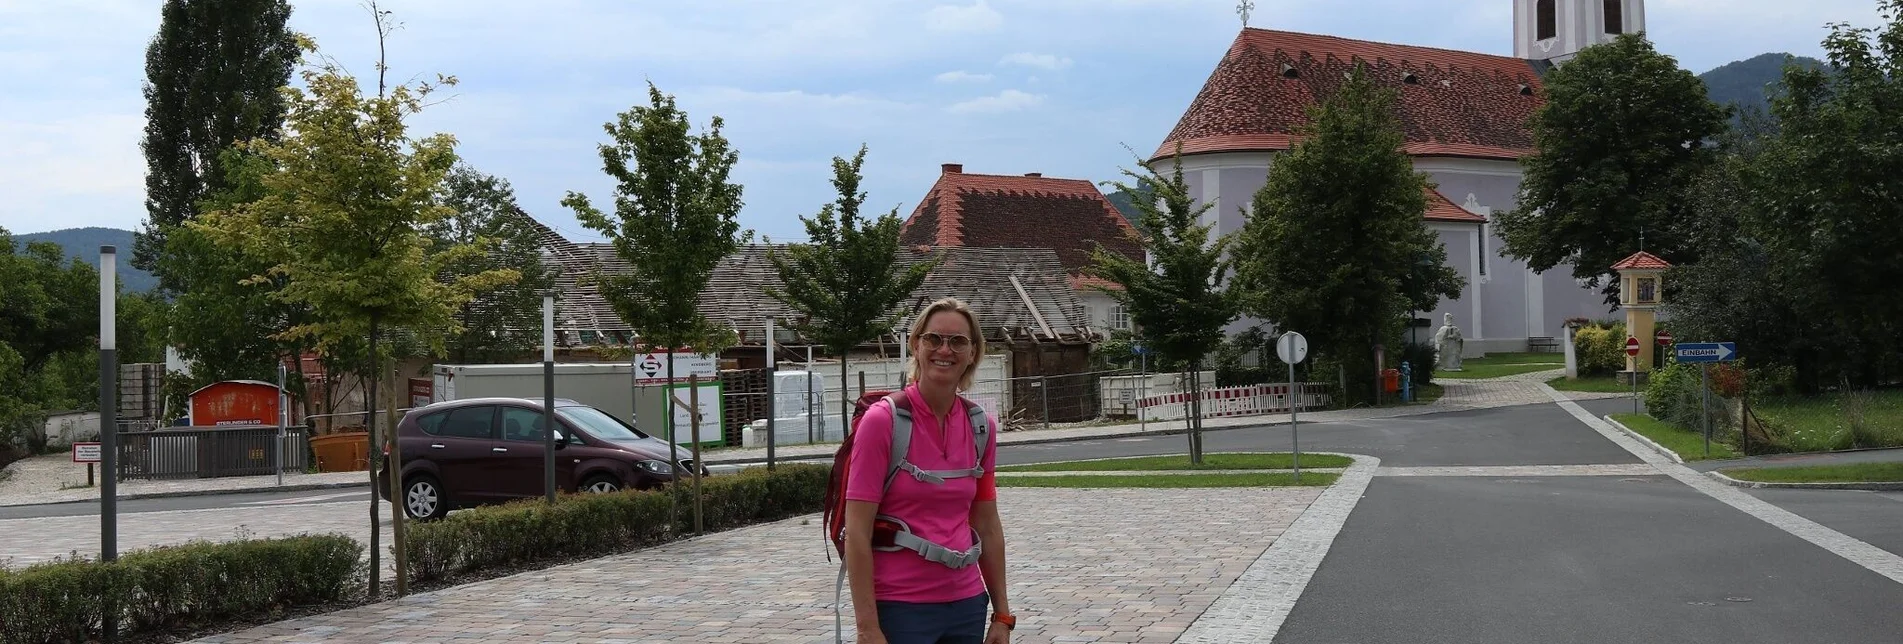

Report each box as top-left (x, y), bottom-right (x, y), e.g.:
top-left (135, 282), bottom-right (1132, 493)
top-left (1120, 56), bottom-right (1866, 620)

top-left (764, 144), bottom-right (936, 435)
top-left (0, 230), bottom-right (97, 372)
top-left (1086, 148), bottom-right (1241, 464)
top-left (428, 164), bottom-right (557, 364)
top-left (134, 0), bottom-right (301, 285)
top-left (1495, 33), bottom-right (1728, 308)
top-left (562, 81), bottom-right (752, 523)
top-left (1230, 64), bottom-right (1465, 406)
top-left (1740, 2), bottom-right (1903, 388)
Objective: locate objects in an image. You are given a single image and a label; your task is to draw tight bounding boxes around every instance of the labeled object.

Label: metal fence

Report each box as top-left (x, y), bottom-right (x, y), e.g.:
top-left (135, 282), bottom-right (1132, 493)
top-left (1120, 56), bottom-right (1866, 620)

top-left (116, 425), bottom-right (310, 481)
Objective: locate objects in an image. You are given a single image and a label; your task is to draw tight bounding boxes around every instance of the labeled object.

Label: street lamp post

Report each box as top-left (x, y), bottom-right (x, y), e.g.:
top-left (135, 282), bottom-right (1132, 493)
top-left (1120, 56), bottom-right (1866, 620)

top-left (543, 292), bottom-right (556, 504)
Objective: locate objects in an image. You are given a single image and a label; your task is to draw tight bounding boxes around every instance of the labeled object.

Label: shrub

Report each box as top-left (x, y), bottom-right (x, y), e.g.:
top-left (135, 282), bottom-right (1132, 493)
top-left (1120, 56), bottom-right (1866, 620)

top-left (1645, 360), bottom-right (1734, 439)
top-left (405, 464), bottom-right (830, 585)
top-left (1572, 323), bottom-right (1627, 376)
top-left (1397, 341), bottom-right (1436, 386)
top-left (0, 534), bottom-right (363, 644)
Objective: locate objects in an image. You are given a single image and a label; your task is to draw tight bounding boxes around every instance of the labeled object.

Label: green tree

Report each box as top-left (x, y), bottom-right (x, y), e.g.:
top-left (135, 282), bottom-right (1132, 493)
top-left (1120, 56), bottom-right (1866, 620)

top-left (134, 0), bottom-right (301, 284)
top-left (1742, 2), bottom-right (1903, 388)
top-left (1230, 64), bottom-right (1465, 406)
top-left (1085, 149), bottom-right (1241, 464)
top-left (192, 31), bottom-right (513, 592)
top-left (764, 145), bottom-right (937, 435)
top-left (562, 82), bottom-right (752, 528)
top-left (429, 164), bottom-right (558, 364)
top-left (1495, 33), bottom-right (1728, 308)
top-left (0, 231), bottom-right (97, 372)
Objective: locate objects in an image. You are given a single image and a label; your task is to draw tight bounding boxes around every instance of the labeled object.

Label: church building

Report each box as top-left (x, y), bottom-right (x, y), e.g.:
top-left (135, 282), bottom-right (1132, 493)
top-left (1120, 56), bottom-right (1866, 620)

top-left (1150, 0), bottom-right (1642, 355)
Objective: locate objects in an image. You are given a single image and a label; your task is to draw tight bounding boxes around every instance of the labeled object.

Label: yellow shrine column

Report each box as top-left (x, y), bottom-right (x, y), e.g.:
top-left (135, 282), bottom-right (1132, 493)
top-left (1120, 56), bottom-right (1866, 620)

top-left (1612, 251), bottom-right (1672, 379)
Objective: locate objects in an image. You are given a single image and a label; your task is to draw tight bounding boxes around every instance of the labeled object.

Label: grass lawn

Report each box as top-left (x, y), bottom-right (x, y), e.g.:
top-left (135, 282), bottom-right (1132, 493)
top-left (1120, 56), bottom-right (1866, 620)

top-left (1547, 374), bottom-right (1637, 393)
top-left (1611, 413), bottom-right (1740, 461)
top-left (998, 452), bottom-right (1353, 472)
top-left (1749, 389), bottom-right (1903, 452)
top-left (1720, 462), bottom-right (1903, 483)
top-left (997, 472), bottom-right (1340, 488)
top-left (1434, 352), bottom-right (1565, 380)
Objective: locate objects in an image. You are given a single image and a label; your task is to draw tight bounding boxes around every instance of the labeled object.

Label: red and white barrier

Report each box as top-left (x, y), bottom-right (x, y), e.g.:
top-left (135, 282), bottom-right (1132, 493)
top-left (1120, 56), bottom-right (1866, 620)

top-left (1137, 383), bottom-right (1329, 420)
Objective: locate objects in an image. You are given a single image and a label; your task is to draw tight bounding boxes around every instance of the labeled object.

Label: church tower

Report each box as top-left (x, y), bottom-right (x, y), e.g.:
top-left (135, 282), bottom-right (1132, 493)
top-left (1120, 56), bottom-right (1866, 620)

top-left (1515, 0), bottom-right (1646, 63)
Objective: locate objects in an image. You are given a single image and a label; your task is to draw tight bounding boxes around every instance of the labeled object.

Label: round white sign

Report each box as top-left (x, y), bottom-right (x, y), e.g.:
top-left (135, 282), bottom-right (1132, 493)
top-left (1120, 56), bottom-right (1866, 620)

top-left (1276, 331), bottom-right (1309, 365)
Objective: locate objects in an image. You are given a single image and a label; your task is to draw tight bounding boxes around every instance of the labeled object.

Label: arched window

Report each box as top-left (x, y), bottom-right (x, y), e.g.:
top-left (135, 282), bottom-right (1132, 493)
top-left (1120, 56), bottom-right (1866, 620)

top-left (1537, 0), bottom-right (1557, 40)
top-left (1604, 0), bottom-right (1623, 34)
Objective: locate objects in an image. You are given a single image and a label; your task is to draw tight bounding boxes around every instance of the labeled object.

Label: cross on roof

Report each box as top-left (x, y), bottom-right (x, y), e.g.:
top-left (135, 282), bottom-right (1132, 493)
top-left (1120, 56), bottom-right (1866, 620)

top-left (1237, 0), bottom-right (1255, 27)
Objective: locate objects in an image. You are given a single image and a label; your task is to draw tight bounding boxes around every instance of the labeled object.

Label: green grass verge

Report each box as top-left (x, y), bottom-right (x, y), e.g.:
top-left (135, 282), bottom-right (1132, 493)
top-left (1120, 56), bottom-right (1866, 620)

top-left (1436, 363), bottom-right (1564, 379)
top-left (996, 472), bottom-right (1340, 488)
top-left (1720, 462), bottom-right (1903, 483)
top-left (1749, 390), bottom-right (1903, 452)
top-left (998, 452), bottom-right (1352, 472)
top-left (1546, 374), bottom-right (1636, 393)
top-left (1611, 413), bottom-right (1739, 461)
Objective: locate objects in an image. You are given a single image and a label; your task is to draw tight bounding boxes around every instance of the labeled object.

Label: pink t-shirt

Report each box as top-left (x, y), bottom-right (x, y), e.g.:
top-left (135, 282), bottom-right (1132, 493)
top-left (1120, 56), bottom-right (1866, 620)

top-left (843, 386), bottom-right (999, 603)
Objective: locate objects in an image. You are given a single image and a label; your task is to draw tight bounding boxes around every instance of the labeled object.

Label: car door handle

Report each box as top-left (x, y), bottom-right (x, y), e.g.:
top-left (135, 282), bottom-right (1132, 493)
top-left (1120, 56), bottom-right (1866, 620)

top-left (492, 447), bottom-right (509, 453)
top-left (430, 444), bottom-right (446, 449)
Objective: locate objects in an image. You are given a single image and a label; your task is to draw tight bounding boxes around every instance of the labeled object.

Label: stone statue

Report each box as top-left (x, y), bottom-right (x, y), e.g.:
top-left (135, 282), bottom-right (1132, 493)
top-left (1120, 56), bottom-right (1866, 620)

top-left (1433, 312), bottom-right (1464, 371)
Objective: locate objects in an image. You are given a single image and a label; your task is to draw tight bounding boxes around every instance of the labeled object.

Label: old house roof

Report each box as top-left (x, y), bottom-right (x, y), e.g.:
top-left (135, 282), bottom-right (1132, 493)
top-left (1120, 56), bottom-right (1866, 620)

top-left (1153, 28), bottom-right (1548, 164)
top-left (525, 224), bottom-right (1098, 348)
top-left (898, 164), bottom-right (1144, 283)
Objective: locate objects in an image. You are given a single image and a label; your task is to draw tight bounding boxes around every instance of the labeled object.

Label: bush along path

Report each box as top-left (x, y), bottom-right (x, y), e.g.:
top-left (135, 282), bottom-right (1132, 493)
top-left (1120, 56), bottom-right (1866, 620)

top-left (0, 465), bottom-right (831, 644)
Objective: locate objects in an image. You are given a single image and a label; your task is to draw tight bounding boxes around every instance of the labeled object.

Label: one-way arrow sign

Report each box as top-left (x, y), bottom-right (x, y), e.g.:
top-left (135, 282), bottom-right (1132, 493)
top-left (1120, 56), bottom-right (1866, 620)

top-left (1675, 342), bottom-right (1737, 364)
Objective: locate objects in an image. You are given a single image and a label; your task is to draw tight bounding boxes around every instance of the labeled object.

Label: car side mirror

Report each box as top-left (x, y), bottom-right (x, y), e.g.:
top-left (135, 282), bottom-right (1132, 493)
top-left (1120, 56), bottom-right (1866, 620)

top-left (553, 431), bottom-right (572, 449)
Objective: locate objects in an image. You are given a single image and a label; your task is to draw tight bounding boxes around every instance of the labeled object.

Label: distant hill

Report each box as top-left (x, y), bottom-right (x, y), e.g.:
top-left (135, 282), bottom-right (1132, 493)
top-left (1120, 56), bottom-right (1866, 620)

top-left (1699, 52), bottom-right (1827, 122)
top-left (12, 227), bottom-right (159, 293)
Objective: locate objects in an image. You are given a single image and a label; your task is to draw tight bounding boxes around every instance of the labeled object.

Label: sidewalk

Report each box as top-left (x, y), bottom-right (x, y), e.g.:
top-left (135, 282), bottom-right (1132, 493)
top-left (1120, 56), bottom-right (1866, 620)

top-left (0, 454), bottom-right (368, 507)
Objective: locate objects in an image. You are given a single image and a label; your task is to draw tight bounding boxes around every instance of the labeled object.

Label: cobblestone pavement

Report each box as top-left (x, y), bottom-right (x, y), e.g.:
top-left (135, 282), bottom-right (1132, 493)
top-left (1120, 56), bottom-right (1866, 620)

top-left (192, 486), bottom-right (1324, 644)
top-left (0, 495), bottom-right (393, 570)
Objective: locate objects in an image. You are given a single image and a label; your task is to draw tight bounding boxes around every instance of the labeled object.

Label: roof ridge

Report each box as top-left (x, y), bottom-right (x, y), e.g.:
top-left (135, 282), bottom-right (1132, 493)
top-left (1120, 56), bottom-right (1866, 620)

top-left (1239, 26), bottom-right (1530, 65)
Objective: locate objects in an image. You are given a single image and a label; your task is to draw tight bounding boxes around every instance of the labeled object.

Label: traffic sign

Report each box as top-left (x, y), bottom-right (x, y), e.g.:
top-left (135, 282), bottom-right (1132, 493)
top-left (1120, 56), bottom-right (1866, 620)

top-left (1675, 342), bottom-right (1737, 364)
top-left (72, 442), bottom-right (101, 463)
top-left (1624, 336), bottom-right (1641, 357)
top-left (1277, 332), bottom-right (1309, 365)
top-left (1655, 329), bottom-right (1673, 346)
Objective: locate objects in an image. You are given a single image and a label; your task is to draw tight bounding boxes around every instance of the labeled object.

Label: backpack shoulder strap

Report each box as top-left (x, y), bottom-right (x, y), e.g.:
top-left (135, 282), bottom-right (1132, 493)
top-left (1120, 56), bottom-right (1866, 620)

top-left (960, 395), bottom-right (989, 472)
top-left (883, 393), bottom-right (914, 490)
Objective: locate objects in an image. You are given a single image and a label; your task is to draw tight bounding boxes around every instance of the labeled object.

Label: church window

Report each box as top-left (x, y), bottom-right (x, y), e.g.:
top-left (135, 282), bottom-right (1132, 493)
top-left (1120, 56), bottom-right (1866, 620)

top-left (1536, 0), bottom-right (1556, 40)
top-left (1637, 277), bottom-right (1657, 303)
top-left (1604, 0), bottom-right (1623, 34)
top-left (1479, 225), bottom-right (1490, 276)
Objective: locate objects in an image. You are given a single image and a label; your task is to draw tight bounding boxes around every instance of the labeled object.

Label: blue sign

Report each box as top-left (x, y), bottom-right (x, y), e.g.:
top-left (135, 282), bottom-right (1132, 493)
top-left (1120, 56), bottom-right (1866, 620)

top-left (1132, 344), bottom-right (1149, 356)
top-left (1676, 342), bottom-right (1737, 364)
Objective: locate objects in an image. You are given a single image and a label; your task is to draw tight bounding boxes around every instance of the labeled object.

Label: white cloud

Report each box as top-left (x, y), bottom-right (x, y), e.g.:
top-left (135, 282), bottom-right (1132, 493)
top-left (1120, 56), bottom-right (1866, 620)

top-left (935, 70), bottom-right (993, 83)
top-left (947, 89), bottom-right (1043, 114)
top-left (999, 52), bottom-right (1073, 71)
top-left (926, 1), bottom-right (1004, 33)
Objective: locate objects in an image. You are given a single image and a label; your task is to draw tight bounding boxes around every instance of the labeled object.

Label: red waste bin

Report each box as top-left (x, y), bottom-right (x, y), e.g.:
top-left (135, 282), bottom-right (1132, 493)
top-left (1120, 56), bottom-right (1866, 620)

top-left (1382, 369), bottom-right (1401, 393)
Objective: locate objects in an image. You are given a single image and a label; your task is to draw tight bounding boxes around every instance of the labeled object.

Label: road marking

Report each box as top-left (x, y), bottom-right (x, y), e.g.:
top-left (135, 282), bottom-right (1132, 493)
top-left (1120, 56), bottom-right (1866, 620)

top-left (240, 491), bottom-right (366, 506)
top-left (1543, 384), bottom-right (1903, 587)
top-left (1378, 464), bottom-right (1660, 477)
top-left (1176, 452), bottom-right (1377, 643)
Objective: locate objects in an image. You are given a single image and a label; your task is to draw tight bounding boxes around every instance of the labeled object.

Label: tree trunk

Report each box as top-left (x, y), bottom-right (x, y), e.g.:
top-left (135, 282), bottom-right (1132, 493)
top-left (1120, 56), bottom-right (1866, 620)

top-left (840, 353), bottom-right (850, 439)
top-left (366, 314), bottom-right (381, 599)
top-left (1189, 359), bottom-right (1205, 465)
top-left (666, 347), bottom-right (679, 532)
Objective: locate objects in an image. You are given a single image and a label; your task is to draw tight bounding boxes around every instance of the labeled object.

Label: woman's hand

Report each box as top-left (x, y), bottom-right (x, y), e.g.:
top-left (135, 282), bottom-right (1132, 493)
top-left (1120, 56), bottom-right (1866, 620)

top-left (983, 621), bottom-right (1010, 644)
top-left (857, 626), bottom-right (888, 644)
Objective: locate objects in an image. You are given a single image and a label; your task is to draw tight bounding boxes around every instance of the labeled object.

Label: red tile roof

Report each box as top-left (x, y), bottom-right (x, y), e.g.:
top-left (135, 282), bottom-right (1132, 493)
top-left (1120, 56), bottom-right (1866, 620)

top-left (1153, 28), bottom-right (1547, 164)
top-left (900, 164), bottom-right (1145, 283)
top-left (1425, 188), bottom-right (1488, 223)
top-left (1611, 251), bottom-right (1672, 270)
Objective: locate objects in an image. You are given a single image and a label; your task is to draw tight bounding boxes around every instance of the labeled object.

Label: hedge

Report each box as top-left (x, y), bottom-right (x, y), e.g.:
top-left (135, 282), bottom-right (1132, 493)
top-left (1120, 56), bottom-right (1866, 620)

top-left (1572, 323), bottom-right (1628, 376)
top-left (0, 534), bottom-right (364, 644)
top-left (406, 463), bottom-right (831, 584)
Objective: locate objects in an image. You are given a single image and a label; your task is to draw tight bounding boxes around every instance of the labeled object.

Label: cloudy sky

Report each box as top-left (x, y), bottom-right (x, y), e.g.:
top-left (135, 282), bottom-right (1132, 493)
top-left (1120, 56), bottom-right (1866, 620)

top-left (0, 0), bottom-right (1886, 244)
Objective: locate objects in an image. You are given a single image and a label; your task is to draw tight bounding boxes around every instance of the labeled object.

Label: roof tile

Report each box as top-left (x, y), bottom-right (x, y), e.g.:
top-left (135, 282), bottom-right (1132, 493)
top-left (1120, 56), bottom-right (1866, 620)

top-left (900, 169), bottom-right (1144, 277)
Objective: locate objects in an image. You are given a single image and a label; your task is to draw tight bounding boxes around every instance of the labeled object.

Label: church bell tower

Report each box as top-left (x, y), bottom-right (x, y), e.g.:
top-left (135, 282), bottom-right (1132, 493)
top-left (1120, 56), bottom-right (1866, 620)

top-left (1515, 0), bottom-right (1646, 63)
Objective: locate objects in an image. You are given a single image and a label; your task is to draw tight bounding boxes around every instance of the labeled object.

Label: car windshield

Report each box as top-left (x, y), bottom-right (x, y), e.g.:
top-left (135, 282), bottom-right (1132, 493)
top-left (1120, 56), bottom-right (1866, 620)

top-left (556, 406), bottom-right (649, 442)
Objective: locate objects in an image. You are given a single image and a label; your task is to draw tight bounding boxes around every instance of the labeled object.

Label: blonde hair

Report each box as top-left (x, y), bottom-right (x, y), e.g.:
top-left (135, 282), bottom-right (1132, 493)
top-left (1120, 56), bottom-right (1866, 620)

top-left (905, 297), bottom-right (985, 392)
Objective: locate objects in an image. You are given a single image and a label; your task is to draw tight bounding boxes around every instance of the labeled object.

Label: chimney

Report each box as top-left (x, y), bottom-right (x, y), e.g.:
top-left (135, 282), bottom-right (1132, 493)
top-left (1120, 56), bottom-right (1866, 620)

top-left (942, 163), bottom-right (963, 174)
top-left (1024, 172), bottom-right (1042, 178)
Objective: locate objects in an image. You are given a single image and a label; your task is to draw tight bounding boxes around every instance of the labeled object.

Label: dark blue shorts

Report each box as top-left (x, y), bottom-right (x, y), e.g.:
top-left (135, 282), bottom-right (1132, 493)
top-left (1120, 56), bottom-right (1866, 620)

top-left (875, 591), bottom-right (989, 644)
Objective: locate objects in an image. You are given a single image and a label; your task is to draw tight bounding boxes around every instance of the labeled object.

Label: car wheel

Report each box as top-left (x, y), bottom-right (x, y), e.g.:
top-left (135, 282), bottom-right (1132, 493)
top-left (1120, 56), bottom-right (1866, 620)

top-left (581, 474), bottom-right (622, 494)
top-left (403, 475), bottom-right (449, 521)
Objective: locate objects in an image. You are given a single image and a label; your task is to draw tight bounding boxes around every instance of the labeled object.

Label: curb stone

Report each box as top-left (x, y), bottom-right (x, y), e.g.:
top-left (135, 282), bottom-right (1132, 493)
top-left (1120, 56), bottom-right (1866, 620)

top-left (1601, 414), bottom-right (1686, 464)
top-left (1702, 469), bottom-right (1903, 491)
top-left (22, 481), bottom-right (371, 507)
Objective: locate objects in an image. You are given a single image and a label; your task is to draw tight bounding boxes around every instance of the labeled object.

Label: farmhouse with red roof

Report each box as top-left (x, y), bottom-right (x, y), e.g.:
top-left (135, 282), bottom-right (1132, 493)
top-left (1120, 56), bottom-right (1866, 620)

top-left (1149, 0), bottom-right (1646, 355)
top-left (900, 163), bottom-right (1146, 335)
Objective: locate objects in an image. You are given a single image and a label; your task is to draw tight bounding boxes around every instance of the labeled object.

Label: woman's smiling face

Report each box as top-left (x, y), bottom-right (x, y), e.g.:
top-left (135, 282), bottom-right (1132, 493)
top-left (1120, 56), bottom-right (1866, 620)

top-left (914, 310), bottom-right (975, 389)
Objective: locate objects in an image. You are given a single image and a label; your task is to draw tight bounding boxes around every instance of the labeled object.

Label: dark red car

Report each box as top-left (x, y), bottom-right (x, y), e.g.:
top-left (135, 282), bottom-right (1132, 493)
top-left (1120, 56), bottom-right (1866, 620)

top-left (377, 397), bottom-right (703, 520)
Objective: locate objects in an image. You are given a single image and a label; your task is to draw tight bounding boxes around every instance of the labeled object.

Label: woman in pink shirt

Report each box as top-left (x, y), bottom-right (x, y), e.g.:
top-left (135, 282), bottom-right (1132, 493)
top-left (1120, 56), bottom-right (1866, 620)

top-left (843, 298), bottom-right (1015, 644)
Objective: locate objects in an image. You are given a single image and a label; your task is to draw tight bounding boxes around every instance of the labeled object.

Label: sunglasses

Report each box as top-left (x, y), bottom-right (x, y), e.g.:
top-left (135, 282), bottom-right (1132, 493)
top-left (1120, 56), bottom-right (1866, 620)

top-left (916, 332), bottom-right (973, 353)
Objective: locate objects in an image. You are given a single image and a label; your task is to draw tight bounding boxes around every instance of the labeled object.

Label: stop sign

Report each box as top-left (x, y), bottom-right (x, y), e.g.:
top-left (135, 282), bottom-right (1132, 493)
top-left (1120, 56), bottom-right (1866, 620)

top-left (1625, 336), bottom-right (1641, 357)
top-left (1655, 329), bottom-right (1673, 346)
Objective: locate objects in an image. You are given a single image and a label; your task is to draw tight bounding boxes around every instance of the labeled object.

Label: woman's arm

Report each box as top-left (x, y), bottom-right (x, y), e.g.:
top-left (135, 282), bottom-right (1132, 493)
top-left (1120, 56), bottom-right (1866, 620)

top-left (844, 499), bottom-right (883, 637)
top-left (970, 500), bottom-right (1010, 618)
